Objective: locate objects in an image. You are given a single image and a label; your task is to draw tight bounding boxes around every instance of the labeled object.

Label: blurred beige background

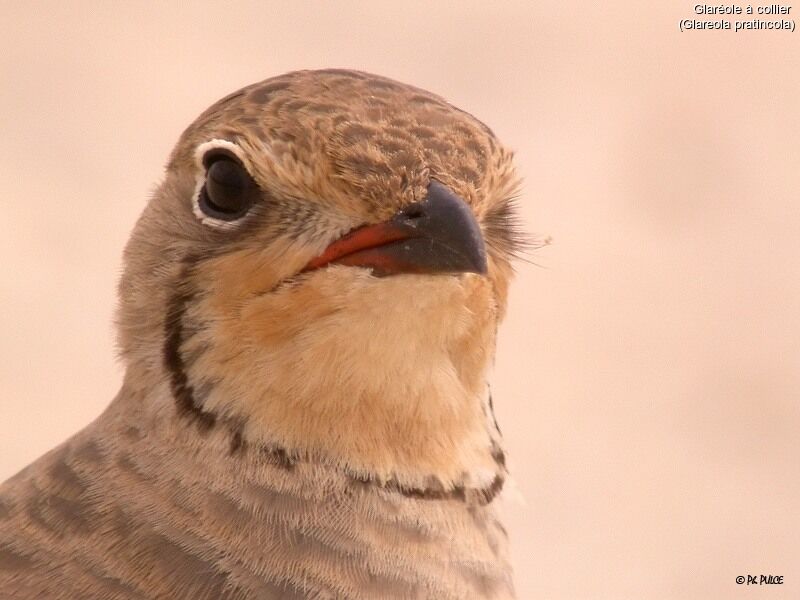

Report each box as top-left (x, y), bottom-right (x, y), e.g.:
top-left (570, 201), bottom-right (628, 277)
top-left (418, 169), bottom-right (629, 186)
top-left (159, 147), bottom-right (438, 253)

top-left (1, 2), bottom-right (798, 598)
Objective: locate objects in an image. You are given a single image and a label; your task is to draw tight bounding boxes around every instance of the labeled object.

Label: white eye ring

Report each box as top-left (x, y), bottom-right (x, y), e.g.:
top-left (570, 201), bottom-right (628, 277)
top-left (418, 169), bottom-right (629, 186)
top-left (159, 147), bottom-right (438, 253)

top-left (192, 139), bottom-right (253, 229)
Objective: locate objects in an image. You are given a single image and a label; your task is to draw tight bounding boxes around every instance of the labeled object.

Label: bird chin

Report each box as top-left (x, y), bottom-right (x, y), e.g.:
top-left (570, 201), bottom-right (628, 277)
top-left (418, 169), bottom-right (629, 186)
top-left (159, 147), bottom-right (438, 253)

top-left (205, 266), bottom-right (498, 487)
top-left (156, 248), bottom-right (499, 491)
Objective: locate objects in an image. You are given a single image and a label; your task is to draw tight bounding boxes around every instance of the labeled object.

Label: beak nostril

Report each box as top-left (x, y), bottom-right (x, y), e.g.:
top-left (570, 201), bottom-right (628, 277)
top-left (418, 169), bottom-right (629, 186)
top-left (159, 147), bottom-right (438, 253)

top-left (402, 205), bottom-right (426, 220)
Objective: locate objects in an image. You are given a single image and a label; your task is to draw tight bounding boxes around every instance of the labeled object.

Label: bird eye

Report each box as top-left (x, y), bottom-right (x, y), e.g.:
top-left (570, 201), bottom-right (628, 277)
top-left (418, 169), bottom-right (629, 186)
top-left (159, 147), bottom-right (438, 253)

top-left (198, 154), bottom-right (259, 220)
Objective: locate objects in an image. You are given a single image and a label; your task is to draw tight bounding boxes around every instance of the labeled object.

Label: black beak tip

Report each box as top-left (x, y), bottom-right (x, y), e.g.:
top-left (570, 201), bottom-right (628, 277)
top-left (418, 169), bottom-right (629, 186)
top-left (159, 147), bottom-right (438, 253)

top-left (470, 246), bottom-right (489, 275)
top-left (413, 180), bottom-right (488, 275)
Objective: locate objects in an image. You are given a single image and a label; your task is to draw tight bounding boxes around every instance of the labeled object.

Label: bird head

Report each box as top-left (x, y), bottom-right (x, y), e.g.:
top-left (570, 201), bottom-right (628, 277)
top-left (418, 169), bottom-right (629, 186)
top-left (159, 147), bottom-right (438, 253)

top-left (117, 70), bottom-right (526, 493)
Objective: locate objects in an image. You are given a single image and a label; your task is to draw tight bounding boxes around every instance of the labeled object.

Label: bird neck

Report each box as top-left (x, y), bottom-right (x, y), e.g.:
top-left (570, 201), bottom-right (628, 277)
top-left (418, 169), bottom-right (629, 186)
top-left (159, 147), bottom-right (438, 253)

top-left (130, 270), bottom-right (508, 496)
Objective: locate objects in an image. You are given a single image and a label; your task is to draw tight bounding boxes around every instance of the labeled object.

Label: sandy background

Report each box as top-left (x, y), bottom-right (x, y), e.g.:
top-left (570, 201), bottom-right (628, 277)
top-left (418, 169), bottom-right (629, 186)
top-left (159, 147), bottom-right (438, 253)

top-left (1, 2), bottom-right (798, 598)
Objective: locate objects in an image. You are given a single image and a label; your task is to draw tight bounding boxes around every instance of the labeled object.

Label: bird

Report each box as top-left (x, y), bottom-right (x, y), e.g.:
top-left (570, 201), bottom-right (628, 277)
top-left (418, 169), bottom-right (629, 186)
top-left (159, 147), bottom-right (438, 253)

top-left (0, 69), bottom-right (527, 599)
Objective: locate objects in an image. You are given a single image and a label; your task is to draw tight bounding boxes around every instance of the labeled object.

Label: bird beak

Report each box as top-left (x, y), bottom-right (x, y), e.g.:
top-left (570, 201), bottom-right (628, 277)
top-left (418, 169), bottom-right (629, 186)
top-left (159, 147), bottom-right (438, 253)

top-left (304, 181), bottom-right (488, 276)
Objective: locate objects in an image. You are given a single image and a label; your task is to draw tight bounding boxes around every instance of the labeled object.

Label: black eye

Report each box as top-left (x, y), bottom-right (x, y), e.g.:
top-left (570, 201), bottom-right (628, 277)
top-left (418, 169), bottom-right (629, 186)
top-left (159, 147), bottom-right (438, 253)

top-left (198, 155), bottom-right (259, 220)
